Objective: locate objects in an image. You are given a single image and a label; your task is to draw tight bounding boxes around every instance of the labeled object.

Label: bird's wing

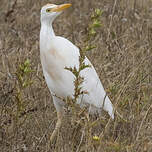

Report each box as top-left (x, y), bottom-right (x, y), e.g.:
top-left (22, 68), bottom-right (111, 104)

top-left (81, 58), bottom-right (114, 119)
top-left (52, 36), bottom-right (80, 68)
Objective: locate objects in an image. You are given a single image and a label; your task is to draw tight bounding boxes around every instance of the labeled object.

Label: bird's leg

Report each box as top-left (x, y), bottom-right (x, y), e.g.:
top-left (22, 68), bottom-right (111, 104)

top-left (50, 111), bottom-right (62, 143)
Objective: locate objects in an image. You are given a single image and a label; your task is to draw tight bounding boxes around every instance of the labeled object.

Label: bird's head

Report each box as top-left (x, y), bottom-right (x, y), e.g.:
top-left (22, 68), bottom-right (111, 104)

top-left (41, 3), bottom-right (71, 25)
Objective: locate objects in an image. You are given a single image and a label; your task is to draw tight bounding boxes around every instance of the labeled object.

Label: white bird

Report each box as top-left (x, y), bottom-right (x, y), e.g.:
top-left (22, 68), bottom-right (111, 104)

top-left (40, 3), bottom-right (114, 142)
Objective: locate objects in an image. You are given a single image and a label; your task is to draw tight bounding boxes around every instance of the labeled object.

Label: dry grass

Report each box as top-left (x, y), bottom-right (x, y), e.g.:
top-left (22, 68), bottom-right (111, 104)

top-left (0, 0), bottom-right (152, 151)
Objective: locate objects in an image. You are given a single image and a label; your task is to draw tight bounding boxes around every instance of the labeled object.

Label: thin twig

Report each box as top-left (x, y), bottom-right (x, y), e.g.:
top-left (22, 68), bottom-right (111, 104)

top-left (76, 129), bottom-right (85, 152)
top-left (107, 0), bottom-right (117, 41)
top-left (136, 104), bottom-right (152, 141)
top-left (35, 115), bottom-right (56, 150)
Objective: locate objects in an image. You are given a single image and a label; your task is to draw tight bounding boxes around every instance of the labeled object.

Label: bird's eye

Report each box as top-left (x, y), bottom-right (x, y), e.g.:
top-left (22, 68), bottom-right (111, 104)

top-left (46, 8), bottom-right (52, 13)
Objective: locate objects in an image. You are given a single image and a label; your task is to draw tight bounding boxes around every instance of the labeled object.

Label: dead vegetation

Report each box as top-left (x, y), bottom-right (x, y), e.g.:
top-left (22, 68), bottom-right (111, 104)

top-left (0, 0), bottom-right (152, 151)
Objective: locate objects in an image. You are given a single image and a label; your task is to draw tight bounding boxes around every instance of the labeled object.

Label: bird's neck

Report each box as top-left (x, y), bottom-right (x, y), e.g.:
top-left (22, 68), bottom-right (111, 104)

top-left (40, 22), bottom-right (56, 53)
top-left (40, 22), bottom-right (55, 46)
top-left (40, 21), bottom-right (55, 38)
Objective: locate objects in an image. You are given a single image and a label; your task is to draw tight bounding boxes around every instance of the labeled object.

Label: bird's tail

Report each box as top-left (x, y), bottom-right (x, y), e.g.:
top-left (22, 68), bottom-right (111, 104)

top-left (103, 96), bottom-right (114, 119)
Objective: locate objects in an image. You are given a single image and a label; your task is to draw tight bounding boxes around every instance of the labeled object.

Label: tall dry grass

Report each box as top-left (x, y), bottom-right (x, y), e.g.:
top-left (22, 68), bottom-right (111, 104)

top-left (0, 0), bottom-right (152, 151)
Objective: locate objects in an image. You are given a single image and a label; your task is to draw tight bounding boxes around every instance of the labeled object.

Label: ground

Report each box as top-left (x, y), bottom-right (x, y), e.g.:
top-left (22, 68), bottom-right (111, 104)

top-left (0, 0), bottom-right (152, 152)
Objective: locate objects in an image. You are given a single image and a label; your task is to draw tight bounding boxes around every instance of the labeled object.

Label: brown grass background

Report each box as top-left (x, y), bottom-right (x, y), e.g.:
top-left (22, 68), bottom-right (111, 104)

top-left (0, 0), bottom-right (152, 151)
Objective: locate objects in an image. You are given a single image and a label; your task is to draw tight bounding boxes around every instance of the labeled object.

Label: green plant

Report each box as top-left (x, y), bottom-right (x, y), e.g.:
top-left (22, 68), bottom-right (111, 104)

top-left (14, 59), bottom-right (34, 124)
top-left (64, 8), bottom-right (103, 150)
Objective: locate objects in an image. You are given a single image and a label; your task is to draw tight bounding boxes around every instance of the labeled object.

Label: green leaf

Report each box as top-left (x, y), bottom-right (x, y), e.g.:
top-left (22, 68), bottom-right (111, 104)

top-left (89, 28), bottom-right (96, 36)
top-left (95, 9), bottom-right (102, 17)
top-left (92, 20), bottom-right (102, 28)
top-left (85, 45), bottom-right (96, 51)
top-left (24, 59), bottom-right (30, 66)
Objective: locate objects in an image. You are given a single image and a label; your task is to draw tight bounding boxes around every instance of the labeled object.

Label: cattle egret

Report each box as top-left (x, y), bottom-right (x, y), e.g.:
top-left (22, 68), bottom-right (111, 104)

top-left (40, 3), bottom-right (114, 142)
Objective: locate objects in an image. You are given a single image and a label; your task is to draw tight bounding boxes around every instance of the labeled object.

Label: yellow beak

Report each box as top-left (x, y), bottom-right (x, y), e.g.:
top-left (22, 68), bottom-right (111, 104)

top-left (52, 4), bottom-right (72, 12)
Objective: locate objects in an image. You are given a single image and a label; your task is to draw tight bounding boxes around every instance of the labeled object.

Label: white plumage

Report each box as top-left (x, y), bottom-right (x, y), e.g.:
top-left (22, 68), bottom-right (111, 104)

top-left (40, 3), bottom-right (114, 142)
